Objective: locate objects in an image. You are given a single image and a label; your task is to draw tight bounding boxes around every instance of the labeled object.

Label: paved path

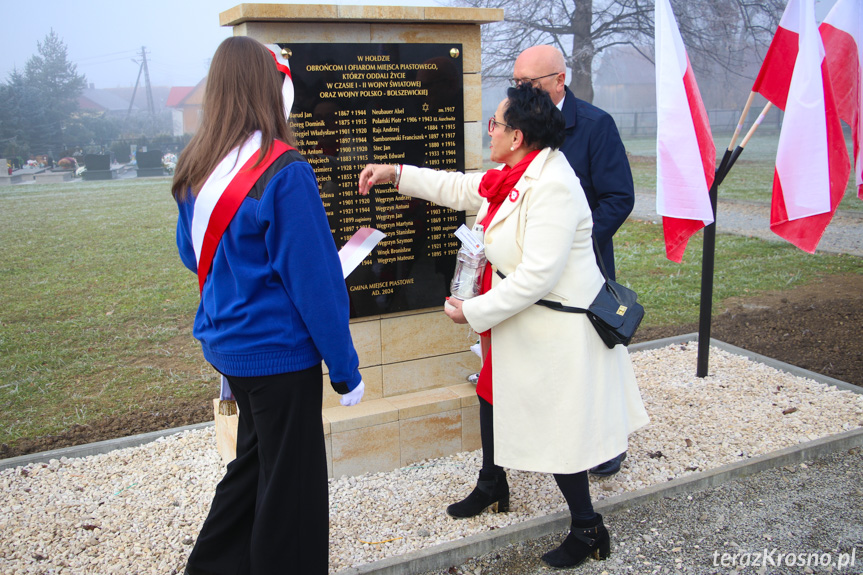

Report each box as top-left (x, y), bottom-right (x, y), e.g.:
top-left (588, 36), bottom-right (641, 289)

top-left (420, 449), bottom-right (863, 575)
top-left (631, 191), bottom-right (863, 257)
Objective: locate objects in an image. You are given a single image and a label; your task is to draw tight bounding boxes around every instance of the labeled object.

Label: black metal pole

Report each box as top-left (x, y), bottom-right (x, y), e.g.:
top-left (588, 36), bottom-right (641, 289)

top-left (723, 146), bottom-right (745, 183)
top-left (696, 181), bottom-right (718, 377)
top-left (695, 147), bottom-right (731, 378)
top-left (695, 143), bottom-right (749, 377)
top-left (715, 148), bottom-right (732, 185)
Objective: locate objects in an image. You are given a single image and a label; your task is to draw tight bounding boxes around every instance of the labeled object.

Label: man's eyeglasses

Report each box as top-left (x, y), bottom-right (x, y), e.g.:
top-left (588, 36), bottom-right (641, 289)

top-left (488, 117), bottom-right (513, 132)
top-left (509, 72), bottom-right (560, 87)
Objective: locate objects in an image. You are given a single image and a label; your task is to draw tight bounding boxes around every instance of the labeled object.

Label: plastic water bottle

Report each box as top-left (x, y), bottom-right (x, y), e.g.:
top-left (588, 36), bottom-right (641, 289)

top-left (449, 225), bottom-right (486, 300)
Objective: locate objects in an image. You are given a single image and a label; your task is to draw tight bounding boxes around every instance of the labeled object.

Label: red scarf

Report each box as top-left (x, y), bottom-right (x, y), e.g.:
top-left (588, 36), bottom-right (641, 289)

top-left (478, 150), bottom-right (540, 205)
top-left (475, 150), bottom-right (540, 405)
top-left (477, 149), bottom-right (541, 287)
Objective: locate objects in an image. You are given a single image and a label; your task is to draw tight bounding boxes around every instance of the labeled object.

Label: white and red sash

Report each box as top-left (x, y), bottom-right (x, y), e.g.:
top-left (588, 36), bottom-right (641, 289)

top-left (191, 131), bottom-right (292, 401)
top-left (191, 131), bottom-right (292, 293)
top-left (265, 44), bottom-right (294, 120)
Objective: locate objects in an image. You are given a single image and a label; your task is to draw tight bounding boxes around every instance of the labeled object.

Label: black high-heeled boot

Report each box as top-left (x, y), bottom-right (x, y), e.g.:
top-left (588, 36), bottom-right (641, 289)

top-left (446, 470), bottom-right (510, 518)
top-left (541, 513), bottom-right (611, 568)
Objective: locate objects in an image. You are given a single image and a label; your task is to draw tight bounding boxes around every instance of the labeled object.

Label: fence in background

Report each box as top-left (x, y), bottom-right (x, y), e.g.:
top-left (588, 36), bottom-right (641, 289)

top-left (608, 107), bottom-right (785, 138)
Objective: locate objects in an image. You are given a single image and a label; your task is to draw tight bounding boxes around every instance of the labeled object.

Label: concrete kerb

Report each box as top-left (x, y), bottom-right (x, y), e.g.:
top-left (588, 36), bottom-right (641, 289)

top-left (0, 422), bottom-right (214, 472)
top-left (1, 334), bottom-right (861, 574)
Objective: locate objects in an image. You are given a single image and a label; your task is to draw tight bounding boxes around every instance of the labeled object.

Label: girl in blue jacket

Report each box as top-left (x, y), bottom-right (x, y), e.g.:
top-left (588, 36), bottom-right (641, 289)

top-left (172, 36), bottom-right (363, 575)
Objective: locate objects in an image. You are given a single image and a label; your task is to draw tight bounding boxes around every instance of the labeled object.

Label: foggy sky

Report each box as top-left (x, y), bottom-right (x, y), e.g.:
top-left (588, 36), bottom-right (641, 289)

top-left (1, 0), bottom-right (839, 90)
top-left (0, 0), bottom-right (442, 89)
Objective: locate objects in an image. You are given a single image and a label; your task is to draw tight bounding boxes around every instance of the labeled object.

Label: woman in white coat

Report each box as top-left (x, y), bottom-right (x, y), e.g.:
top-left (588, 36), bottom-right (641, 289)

top-left (359, 84), bottom-right (648, 569)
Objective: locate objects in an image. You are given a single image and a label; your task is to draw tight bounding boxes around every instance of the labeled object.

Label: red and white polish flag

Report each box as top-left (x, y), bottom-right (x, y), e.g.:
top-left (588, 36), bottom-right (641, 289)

top-left (820, 0), bottom-right (862, 200)
top-left (752, 0), bottom-right (850, 253)
top-left (265, 44), bottom-right (295, 121)
top-left (654, 0), bottom-right (716, 263)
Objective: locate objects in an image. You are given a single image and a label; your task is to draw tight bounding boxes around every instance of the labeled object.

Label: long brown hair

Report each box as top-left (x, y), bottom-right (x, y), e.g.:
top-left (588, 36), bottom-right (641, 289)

top-left (171, 36), bottom-right (294, 201)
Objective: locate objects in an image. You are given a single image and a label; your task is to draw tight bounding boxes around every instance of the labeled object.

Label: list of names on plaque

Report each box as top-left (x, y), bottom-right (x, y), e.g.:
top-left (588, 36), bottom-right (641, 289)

top-left (285, 43), bottom-right (466, 317)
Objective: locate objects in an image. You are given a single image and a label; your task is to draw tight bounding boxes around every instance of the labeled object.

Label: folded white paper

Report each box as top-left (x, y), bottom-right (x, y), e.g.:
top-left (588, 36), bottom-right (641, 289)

top-left (339, 227), bottom-right (386, 278)
top-left (454, 224), bottom-right (484, 255)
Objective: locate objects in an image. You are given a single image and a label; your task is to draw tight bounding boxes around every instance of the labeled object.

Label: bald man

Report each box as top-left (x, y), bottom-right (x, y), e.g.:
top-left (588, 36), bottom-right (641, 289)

top-left (513, 45), bottom-right (633, 477)
top-left (512, 45), bottom-right (634, 282)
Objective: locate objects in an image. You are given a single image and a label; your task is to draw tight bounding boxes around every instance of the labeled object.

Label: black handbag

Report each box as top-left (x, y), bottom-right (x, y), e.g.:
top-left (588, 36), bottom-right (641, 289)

top-left (497, 236), bottom-right (644, 348)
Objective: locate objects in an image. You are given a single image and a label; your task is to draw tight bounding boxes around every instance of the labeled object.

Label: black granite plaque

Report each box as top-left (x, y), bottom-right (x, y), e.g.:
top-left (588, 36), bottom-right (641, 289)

top-left (136, 150), bottom-right (163, 169)
top-left (84, 154), bottom-right (110, 171)
top-left (285, 43), bottom-right (466, 318)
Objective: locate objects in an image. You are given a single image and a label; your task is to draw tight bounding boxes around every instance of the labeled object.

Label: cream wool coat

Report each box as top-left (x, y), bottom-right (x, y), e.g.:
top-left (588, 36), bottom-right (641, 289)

top-left (399, 148), bottom-right (649, 474)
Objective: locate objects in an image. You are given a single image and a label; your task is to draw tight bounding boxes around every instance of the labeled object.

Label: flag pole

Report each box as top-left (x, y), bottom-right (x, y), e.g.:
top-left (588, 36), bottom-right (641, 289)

top-left (728, 92), bottom-right (756, 150)
top-left (717, 92), bottom-right (756, 178)
top-left (710, 91), bottom-right (756, 208)
top-left (722, 102), bottom-right (773, 186)
top-left (695, 98), bottom-right (771, 377)
top-left (695, 168), bottom-right (721, 377)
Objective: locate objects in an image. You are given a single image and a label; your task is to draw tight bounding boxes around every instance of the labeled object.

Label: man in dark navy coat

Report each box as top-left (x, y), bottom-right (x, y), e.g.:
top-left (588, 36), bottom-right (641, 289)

top-left (513, 45), bottom-right (634, 476)
top-left (512, 45), bottom-right (634, 281)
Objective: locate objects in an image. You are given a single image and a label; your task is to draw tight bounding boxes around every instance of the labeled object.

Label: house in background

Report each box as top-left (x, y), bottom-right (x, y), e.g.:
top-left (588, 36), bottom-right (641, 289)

top-left (166, 79), bottom-right (205, 136)
top-left (104, 85), bottom-right (173, 113)
top-left (78, 84), bottom-right (174, 116)
top-left (78, 87), bottom-right (141, 117)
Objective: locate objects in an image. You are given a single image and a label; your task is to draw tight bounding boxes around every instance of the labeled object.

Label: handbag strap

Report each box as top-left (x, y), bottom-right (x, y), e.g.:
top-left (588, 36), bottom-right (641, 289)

top-left (491, 232), bottom-right (605, 315)
top-left (590, 234), bottom-right (610, 282)
top-left (494, 269), bottom-right (589, 314)
top-left (535, 299), bottom-right (589, 314)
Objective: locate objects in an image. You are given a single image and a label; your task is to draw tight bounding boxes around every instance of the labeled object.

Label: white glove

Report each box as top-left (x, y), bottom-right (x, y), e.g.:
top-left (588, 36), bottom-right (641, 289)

top-left (340, 380), bottom-right (365, 406)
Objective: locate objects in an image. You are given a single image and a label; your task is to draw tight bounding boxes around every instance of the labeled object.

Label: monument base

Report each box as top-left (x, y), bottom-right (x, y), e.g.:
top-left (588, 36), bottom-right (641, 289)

top-left (83, 169), bottom-right (118, 181)
top-left (136, 167), bottom-right (166, 178)
top-left (214, 376), bottom-right (482, 478)
top-left (0, 174), bottom-right (22, 186)
top-left (34, 171), bottom-right (73, 184)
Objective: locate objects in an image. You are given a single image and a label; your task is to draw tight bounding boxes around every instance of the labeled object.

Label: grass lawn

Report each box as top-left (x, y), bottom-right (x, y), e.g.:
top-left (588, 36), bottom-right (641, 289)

top-left (2, 176), bottom-right (862, 447)
top-left (0, 178), bottom-right (211, 446)
top-left (613, 219), bottom-right (863, 326)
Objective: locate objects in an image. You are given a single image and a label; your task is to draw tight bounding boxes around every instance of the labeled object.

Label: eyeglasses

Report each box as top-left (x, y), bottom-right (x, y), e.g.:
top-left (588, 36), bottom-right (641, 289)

top-left (509, 72), bottom-right (561, 87)
top-left (488, 117), bottom-right (513, 132)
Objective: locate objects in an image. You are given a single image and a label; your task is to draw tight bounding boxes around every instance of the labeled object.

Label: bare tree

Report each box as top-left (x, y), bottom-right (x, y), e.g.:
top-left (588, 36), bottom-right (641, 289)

top-left (458, 0), bottom-right (783, 104)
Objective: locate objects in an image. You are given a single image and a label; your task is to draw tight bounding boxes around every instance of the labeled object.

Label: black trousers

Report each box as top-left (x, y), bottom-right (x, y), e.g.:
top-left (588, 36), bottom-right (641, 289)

top-left (187, 365), bottom-right (328, 575)
top-left (478, 396), bottom-right (595, 522)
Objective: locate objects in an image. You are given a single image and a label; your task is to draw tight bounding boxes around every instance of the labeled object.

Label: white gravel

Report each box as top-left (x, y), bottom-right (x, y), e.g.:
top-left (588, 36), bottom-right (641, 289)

top-left (1, 342), bottom-right (861, 574)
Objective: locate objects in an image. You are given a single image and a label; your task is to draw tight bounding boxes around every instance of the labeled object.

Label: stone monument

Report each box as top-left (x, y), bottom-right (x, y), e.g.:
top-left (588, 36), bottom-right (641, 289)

top-left (0, 159), bottom-right (23, 186)
top-left (136, 150), bottom-right (165, 177)
top-left (82, 154), bottom-right (117, 181)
